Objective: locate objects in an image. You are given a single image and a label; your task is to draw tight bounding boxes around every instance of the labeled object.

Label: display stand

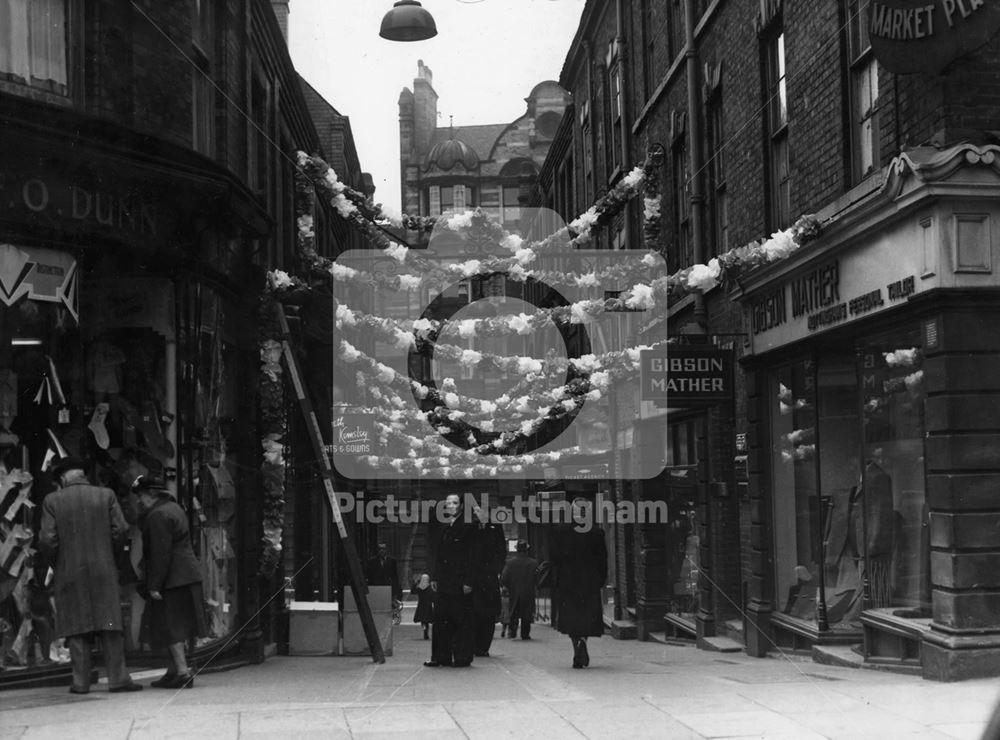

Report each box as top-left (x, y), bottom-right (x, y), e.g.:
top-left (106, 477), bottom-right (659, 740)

top-left (275, 305), bottom-right (385, 664)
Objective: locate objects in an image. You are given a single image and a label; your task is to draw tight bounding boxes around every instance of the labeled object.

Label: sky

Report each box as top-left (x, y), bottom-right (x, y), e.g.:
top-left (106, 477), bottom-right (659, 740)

top-left (287, 0), bottom-right (586, 218)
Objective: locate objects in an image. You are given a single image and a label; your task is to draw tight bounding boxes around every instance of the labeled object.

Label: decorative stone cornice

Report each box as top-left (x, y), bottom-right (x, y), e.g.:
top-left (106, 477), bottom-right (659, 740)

top-left (882, 143), bottom-right (1000, 201)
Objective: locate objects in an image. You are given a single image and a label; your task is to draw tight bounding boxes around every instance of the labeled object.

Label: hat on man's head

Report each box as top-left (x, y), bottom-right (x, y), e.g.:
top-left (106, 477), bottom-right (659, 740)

top-left (50, 457), bottom-right (88, 481)
top-left (132, 474), bottom-right (170, 495)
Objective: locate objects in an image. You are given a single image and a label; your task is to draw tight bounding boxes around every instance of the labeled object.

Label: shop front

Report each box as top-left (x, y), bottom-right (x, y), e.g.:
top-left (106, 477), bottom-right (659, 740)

top-left (739, 143), bottom-right (1000, 681)
top-left (0, 122), bottom-right (265, 686)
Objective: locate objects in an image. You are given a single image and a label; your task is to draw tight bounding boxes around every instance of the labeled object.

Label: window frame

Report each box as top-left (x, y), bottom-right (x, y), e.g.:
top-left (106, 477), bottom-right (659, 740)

top-left (845, 0), bottom-right (879, 182)
top-left (762, 27), bottom-right (791, 230)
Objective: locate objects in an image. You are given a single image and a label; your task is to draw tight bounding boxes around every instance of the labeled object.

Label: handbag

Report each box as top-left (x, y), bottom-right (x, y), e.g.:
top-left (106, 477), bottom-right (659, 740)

top-left (535, 560), bottom-right (555, 589)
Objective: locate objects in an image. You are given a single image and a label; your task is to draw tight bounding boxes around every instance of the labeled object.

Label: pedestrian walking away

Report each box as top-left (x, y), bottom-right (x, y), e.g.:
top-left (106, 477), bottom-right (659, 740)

top-left (550, 496), bottom-right (607, 669)
top-left (425, 493), bottom-right (475, 668)
top-left (366, 542), bottom-right (403, 605)
top-left (500, 539), bottom-right (538, 640)
top-left (471, 503), bottom-right (506, 656)
top-left (135, 475), bottom-right (208, 689)
top-left (412, 573), bottom-right (434, 639)
top-left (38, 457), bottom-right (143, 694)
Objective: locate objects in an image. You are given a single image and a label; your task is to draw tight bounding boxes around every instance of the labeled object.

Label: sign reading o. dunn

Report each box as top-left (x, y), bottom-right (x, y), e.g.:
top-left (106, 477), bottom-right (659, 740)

top-left (867, 0), bottom-right (1000, 74)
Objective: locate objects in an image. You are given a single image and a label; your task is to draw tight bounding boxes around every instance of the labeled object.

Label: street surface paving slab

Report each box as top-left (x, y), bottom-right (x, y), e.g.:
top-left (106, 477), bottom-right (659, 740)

top-left (1, 621), bottom-right (999, 738)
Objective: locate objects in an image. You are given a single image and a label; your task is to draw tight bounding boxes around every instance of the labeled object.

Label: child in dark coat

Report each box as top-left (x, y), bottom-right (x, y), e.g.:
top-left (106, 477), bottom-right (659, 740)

top-left (412, 573), bottom-right (434, 639)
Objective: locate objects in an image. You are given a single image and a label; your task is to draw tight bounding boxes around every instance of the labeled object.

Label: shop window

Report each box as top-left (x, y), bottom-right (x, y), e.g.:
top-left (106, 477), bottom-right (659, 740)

top-left (762, 27), bottom-right (791, 229)
top-left (769, 359), bottom-right (821, 623)
top-left (0, 0), bottom-right (68, 95)
top-left (858, 328), bottom-right (928, 615)
top-left (664, 419), bottom-right (699, 624)
top-left (453, 184), bottom-right (466, 210)
top-left (770, 330), bottom-right (929, 632)
top-left (845, 0), bottom-right (878, 181)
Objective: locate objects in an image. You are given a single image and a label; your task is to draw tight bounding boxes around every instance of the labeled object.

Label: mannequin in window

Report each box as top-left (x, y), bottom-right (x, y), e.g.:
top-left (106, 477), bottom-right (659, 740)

top-left (856, 452), bottom-right (895, 608)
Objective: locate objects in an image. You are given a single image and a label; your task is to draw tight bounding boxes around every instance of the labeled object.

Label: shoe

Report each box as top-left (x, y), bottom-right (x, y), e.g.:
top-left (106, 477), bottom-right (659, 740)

top-left (572, 661), bottom-right (583, 669)
top-left (474, 651), bottom-right (489, 657)
top-left (572, 638), bottom-right (584, 667)
top-left (69, 686), bottom-right (89, 695)
top-left (151, 672), bottom-right (177, 688)
top-left (423, 660), bottom-right (449, 667)
top-left (109, 682), bottom-right (143, 693)
top-left (452, 661), bottom-right (471, 668)
top-left (423, 634), bottom-right (430, 640)
top-left (522, 636), bottom-right (531, 640)
top-left (166, 673), bottom-right (194, 689)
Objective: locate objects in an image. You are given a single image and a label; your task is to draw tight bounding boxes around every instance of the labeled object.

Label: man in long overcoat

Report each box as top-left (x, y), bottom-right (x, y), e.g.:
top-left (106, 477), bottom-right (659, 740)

top-left (500, 539), bottom-right (538, 639)
top-left (426, 493), bottom-right (475, 667)
top-left (38, 457), bottom-right (141, 693)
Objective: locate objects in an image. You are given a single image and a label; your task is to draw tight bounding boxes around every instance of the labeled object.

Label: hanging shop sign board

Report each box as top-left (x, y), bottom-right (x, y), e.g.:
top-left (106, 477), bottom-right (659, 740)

top-left (640, 348), bottom-right (733, 406)
top-left (867, 0), bottom-right (1000, 75)
top-left (330, 411), bottom-right (379, 464)
top-left (0, 244), bottom-right (78, 321)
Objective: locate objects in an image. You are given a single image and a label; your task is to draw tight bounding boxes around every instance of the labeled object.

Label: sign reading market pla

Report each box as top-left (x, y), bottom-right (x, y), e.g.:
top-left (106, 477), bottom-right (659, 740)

top-left (867, 0), bottom-right (1000, 74)
top-left (640, 348), bottom-right (733, 406)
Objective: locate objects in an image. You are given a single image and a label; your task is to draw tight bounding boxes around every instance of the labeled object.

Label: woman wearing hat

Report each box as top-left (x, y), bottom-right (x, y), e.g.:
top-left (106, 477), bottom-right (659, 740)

top-left (134, 476), bottom-right (207, 688)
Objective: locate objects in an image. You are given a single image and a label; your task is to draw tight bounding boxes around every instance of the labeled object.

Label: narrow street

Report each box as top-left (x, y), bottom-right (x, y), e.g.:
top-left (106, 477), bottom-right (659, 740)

top-left (2, 619), bottom-right (998, 739)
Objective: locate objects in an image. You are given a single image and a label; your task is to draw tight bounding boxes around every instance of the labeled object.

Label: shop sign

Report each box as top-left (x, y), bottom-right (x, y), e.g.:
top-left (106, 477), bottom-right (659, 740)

top-left (867, 0), bottom-right (1000, 75)
top-left (0, 244), bottom-right (78, 321)
top-left (640, 348), bottom-right (733, 405)
top-left (747, 247), bottom-right (919, 351)
top-left (330, 412), bottom-right (378, 460)
top-left (0, 168), bottom-right (175, 251)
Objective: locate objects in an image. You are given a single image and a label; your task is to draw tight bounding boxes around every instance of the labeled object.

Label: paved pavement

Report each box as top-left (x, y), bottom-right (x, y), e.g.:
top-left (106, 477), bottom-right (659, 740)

top-left (2, 618), bottom-right (1000, 739)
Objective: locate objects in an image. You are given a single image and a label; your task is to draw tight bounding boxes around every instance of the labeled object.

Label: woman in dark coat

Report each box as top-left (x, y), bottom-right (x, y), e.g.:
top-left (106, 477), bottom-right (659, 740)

top-left (412, 573), bottom-right (434, 639)
top-left (550, 497), bottom-right (607, 668)
top-left (135, 476), bottom-right (207, 689)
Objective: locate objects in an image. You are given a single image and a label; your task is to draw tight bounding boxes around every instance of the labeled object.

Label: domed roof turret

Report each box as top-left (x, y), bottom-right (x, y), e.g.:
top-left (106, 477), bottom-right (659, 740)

top-left (425, 136), bottom-right (480, 171)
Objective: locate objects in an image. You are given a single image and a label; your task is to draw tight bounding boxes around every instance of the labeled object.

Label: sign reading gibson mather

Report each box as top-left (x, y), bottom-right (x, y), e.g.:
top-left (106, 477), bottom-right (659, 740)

top-left (640, 348), bottom-right (733, 405)
top-left (867, 0), bottom-right (1000, 74)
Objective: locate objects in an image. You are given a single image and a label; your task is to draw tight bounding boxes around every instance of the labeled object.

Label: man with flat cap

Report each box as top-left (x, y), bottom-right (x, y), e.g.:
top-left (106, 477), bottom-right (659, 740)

top-left (39, 457), bottom-right (142, 693)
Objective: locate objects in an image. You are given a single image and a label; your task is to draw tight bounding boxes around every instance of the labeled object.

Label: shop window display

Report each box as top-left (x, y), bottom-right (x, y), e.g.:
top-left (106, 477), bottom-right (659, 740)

top-left (770, 359), bottom-right (821, 623)
top-left (769, 327), bottom-right (929, 630)
top-left (177, 285), bottom-right (240, 647)
top-left (858, 328), bottom-right (928, 616)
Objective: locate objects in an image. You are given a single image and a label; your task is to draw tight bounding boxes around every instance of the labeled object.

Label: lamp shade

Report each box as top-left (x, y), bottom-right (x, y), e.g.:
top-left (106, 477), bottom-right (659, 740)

top-left (379, 0), bottom-right (437, 42)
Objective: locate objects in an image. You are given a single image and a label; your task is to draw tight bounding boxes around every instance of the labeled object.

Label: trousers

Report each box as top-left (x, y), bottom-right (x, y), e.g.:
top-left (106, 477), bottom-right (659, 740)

top-left (68, 630), bottom-right (132, 691)
top-left (431, 593), bottom-right (474, 666)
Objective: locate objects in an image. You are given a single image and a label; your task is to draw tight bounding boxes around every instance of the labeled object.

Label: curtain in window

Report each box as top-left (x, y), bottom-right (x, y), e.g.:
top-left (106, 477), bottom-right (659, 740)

top-left (0, 0), bottom-right (66, 88)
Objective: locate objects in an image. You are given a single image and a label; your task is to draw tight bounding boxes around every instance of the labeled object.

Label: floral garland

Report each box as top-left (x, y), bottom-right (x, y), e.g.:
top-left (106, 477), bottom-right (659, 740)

top-left (262, 148), bottom-right (823, 484)
top-left (257, 291), bottom-right (287, 578)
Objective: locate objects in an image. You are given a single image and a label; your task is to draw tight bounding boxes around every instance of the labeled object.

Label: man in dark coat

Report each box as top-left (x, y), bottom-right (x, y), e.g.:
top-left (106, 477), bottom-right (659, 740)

top-left (425, 493), bottom-right (475, 667)
top-left (38, 458), bottom-right (142, 693)
top-left (471, 503), bottom-right (506, 656)
top-left (551, 497), bottom-right (607, 668)
top-left (500, 539), bottom-right (538, 640)
top-left (365, 542), bottom-right (403, 604)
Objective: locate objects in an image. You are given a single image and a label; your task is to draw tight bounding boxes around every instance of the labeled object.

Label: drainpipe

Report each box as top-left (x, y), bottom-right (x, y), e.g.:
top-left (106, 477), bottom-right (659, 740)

top-left (685, 0), bottom-right (707, 332)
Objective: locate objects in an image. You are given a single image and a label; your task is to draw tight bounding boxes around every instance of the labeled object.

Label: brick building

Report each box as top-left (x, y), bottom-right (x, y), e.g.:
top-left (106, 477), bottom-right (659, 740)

top-left (536, 0), bottom-right (1000, 680)
top-left (0, 0), bottom-right (366, 687)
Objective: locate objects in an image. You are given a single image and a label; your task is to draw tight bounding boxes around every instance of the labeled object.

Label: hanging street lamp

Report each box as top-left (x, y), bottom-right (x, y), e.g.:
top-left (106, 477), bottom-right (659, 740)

top-left (379, 0), bottom-right (438, 42)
